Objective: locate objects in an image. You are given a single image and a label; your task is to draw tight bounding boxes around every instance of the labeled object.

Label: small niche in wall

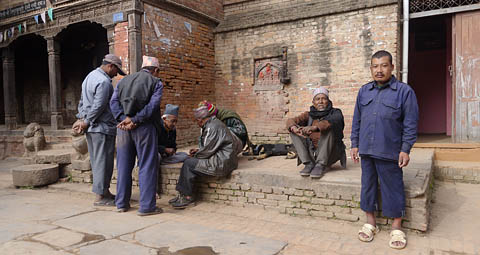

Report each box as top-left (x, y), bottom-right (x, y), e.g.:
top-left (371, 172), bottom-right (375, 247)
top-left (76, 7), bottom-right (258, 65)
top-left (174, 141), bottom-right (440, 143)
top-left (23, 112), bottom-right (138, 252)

top-left (254, 58), bottom-right (283, 91)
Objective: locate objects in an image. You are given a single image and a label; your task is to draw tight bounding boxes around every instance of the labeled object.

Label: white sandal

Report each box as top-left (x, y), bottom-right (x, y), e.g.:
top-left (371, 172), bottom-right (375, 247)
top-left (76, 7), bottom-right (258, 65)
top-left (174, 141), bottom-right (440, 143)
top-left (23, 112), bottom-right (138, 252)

top-left (389, 229), bottom-right (407, 249)
top-left (358, 223), bottom-right (380, 242)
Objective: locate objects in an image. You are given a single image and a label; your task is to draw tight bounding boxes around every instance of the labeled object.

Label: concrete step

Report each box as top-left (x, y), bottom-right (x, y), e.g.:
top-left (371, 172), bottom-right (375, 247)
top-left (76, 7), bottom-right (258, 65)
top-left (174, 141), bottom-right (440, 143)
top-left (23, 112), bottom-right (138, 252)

top-left (434, 160), bottom-right (480, 184)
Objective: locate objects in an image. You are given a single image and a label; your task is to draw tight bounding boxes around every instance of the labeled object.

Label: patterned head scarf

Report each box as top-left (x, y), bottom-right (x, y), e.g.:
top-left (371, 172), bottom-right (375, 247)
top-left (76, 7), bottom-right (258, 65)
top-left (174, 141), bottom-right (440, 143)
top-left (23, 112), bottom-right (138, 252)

top-left (194, 106), bottom-right (210, 119)
top-left (198, 100), bottom-right (218, 116)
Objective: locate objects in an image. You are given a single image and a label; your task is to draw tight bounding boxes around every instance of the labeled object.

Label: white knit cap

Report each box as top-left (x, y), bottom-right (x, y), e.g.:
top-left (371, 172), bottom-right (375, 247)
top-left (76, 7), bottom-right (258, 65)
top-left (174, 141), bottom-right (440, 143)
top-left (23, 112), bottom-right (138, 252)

top-left (312, 87), bottom-right (329, 99)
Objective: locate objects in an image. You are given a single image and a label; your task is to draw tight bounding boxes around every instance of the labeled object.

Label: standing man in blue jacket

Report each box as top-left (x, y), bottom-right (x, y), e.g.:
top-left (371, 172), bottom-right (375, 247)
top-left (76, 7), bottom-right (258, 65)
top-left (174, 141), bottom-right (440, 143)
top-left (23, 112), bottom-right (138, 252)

top-left (110, 56), bottom-right (163, 216)
top-left (351, 50), bottom-right (418, 250)
top-left (74, 54), bottom-right (125, 206)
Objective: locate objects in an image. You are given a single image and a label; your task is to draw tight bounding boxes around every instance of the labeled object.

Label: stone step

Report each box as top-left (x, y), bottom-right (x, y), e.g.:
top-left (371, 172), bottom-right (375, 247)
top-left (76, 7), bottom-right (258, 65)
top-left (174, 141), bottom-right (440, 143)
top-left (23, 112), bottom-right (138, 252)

top-left (35, 149), bottom-right (75, 164)
top-left (46, 142), bottom-right (73, 150)
top-left (434, 160), bottom-right (480, 184)
top-left (12, 163), bottom-right (59, 187)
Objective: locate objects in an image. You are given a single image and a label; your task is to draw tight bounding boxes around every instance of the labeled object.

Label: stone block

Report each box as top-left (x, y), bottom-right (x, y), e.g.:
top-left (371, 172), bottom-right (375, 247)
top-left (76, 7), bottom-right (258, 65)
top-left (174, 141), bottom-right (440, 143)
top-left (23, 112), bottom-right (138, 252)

top-left (217, 189), bottom-right (234, 195)
top-left (71, 159), bottom-right (91, 171)
top-left (246, 192), bottom-right (265, 199)
top-left (310, 211), bottom-right (334, 218)
top-left (266, 194), bottom-right (288, 201)
top-left (234, 190), bottom-right (245, 196)
top-left (304, 190), bottom-right (315, 197)
top-left (258, 199), bottom-right (278, 206)
top-left (326, 206), bottom-right (351, 214)
top-left (261, 186), bottom-right (273, 193)
top-left (288, 196), bottom-right (310, 202)
top-left (12, 164), bottom-right (59, 187)
top-left (335, 213), bottom-right (359, 222)
top-left (240, 183), bottom-right (251, 190)
top-left (292, 208), bottom-right (309, 216)
top-left (311, 198), bottom-right (335, 206)
top-left (35, 149), bottom-right (72, 164)
top-left (278, 200), bottom-right (296, 208)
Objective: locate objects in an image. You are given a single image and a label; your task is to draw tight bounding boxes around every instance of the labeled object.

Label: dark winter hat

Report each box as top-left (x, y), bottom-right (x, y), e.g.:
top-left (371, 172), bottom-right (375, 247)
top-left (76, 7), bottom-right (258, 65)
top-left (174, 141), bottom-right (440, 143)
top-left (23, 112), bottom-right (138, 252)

top-left (164, 104), bottom-right (179, 117)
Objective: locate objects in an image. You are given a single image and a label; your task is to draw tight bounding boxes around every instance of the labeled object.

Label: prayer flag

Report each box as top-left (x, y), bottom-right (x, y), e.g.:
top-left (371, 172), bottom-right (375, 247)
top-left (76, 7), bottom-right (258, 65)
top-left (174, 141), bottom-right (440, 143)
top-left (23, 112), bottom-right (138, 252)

top-left (47, 8), bottom-right (53, 21)
top-left (34, 15), bottom-right (39, 24)
top-left (40, 12), bottom-right (46, 23)
top-left (23, 21), bottom-right (27, 32)
top-left (18, 24), bottom-right (22, 33)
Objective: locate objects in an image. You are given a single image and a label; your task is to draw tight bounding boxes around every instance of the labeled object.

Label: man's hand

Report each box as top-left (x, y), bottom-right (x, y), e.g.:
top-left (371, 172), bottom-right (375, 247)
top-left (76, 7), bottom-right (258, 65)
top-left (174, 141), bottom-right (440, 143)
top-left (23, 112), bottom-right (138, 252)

top-left (72, 119), bottom-right (88, 134)
top-left (117, 117), bottom-right (137, 131)
top-left (301, 126), bottom-right (318, 136)
top-left (290, 126), bottom-right (306, 137)
top-left (189, 148), bottom-right (199, 157)
top-left (351, 147), bottom-right (360, 164)
top-left (398, 152), bottom-right (410, 168)
top-left (165, 148), bottom-right (175, 156)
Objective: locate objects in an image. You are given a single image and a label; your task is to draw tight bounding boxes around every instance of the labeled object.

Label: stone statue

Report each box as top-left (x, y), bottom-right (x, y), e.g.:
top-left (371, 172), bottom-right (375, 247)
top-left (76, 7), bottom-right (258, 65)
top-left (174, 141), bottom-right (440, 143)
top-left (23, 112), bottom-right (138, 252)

top-left (23, 123), bottom-right (46, 157)
top-left (70, 120), bottom-right (91, 171)
top-left (71, 120), bottom-right (89, 160)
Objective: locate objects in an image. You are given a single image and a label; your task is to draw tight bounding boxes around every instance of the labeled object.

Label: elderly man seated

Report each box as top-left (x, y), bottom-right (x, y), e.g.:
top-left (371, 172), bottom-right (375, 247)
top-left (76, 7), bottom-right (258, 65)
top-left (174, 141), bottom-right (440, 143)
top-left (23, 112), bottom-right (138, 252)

top-left (170, 106), bottom-right (241, 209)
top-left (157, 104), bottom-right (188, 165)
top-left (286, 87), bottom-right (346, 179)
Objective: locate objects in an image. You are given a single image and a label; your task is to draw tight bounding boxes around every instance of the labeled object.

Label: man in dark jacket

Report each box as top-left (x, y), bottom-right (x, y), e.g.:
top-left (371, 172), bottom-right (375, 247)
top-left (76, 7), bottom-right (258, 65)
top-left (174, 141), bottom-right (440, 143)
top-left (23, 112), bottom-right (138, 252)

top-left (286, 87), bottom-right (346, 178)
top-left (170, 106), bottom-right (240, 209)
top-left (110, 56), bottom-right (163, 216)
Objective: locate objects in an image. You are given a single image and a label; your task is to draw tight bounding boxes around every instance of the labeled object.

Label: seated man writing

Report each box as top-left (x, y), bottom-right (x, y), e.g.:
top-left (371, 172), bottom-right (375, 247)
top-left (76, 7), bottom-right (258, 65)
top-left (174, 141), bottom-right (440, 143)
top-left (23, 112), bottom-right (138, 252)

top-left (170, 106), bottom-right (240, 209)
top-left (286, 87), bottom-right (346, 179)
top-left (157, 104), bottom-right (188, 164)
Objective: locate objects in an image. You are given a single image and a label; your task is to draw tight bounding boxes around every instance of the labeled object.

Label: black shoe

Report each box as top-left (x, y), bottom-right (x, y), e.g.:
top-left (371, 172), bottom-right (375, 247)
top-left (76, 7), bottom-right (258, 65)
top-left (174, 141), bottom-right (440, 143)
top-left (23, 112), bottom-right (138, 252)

top-left (299, 163), bottom-right (314, 177)
top-left (93, 197), bottom-right (116, 207)
top-left (137, 207), bottom-right (163, 216)
top-left (168, 195), bottom-right (180, 205)
top-left (171, 195), bottom-right (195, 209)
top-left (340, 150), bottom-right (347, 169)
top-left (310, 164), bottom-right (325, 179)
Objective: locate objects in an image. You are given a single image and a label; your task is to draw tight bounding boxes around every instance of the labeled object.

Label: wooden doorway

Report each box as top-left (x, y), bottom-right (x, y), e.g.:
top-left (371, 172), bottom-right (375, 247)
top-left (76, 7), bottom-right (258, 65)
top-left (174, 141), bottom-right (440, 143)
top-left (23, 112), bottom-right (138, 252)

top-left (453, 10), bottom-right (480, 141)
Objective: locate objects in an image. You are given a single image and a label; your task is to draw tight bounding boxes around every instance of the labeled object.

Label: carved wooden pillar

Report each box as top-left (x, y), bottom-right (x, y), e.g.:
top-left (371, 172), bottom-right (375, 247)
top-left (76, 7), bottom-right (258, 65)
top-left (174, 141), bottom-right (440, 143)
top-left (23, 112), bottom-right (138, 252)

top-left (2, 47), bottom-right (17, 130)
top-left (106, 24), bottom-right (116, 54)
top-left (128, 10), bottom-right (142, 74)
top-left (46, 37), bottom-right (63, 130)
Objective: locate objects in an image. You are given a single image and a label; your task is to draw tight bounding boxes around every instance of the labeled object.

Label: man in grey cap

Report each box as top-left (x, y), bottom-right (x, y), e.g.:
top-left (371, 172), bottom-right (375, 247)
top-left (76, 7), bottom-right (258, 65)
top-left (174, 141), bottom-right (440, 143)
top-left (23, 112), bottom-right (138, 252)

top-left (73, 53), bottom-right (126, 206)
top-left (286, 87), bottom-right (346, 179)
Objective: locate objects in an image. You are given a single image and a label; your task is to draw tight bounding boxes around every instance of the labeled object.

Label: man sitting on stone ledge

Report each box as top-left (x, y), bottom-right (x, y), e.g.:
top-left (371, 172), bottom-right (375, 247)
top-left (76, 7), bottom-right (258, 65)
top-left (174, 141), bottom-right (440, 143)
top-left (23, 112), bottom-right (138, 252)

top-left (170, 106), bottom-right (241, 209)
top-left (286, 87), bottom-right (346, 179)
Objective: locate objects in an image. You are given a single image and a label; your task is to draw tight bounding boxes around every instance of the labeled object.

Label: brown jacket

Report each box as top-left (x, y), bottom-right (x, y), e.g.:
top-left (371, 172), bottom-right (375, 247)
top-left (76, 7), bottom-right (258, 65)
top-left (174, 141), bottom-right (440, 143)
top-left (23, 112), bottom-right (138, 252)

top-left (286, 112), bottom-right (331, 147)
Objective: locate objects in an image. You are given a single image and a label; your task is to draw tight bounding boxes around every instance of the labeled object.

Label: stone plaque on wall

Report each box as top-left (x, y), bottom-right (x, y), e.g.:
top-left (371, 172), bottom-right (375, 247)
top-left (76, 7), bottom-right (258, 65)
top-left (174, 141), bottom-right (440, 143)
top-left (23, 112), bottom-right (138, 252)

top-left (254, 58), bottom-right (283, 91)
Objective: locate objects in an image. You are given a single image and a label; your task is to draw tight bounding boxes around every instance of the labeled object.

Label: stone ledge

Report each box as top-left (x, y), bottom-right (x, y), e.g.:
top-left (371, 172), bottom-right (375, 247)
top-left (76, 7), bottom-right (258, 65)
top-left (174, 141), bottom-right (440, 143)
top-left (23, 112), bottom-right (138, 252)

top-left (434, 160), bottom-right (480, 184)
top-left (160, 148), bottom-right (434, 232)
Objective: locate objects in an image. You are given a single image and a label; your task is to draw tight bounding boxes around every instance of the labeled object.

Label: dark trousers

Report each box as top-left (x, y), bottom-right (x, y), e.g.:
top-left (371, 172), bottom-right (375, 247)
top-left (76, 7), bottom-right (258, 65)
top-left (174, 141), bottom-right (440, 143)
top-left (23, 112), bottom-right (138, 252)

top-left (115, 123), bottom-right (158, 213)
top-left (360, 156), bottom-right (405, 218)
top-left (86, 132), bottom-right (115, 195)
top-left (175, 157), bottom-right (203, 197)
top-left (290, 129), bottom-right (340, 166)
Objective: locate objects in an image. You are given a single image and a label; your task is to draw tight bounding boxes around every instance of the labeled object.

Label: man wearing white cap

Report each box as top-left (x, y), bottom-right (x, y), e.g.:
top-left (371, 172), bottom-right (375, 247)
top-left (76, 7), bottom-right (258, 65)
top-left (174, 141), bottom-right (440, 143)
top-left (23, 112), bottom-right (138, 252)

top-left (286, 87), bottom-right (346, 178)
top-left (74, 54), bottom-right (126, 206)
top-left (110, 55), bottom-right (164, 216)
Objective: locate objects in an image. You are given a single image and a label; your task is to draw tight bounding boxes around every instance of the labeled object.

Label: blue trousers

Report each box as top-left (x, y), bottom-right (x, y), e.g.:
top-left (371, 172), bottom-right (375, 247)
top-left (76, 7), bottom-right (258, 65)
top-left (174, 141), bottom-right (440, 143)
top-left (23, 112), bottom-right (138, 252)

top-left (115, 123), bottom-right (158, 213)
top-left (360, 156), bottom-right (405, 218)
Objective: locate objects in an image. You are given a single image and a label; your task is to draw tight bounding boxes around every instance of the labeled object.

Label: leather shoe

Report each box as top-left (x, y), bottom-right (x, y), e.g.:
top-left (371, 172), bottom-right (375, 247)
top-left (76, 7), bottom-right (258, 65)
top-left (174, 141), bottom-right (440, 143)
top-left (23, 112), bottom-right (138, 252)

top-left (310, 164), bottom-right (325, 179)
top-left (299, 163), bottom-right (314, 177)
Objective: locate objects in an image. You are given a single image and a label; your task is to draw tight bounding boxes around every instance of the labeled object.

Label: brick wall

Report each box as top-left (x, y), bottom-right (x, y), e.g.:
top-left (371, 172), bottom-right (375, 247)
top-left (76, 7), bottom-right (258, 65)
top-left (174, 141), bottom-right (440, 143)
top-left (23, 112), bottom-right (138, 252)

top-left (143, 3), bottom-right (217, 146)
top-left (113, 21), bottom-right (129, 85)
top-left (170, 0), bottom-right (223, 21)
top-left (215, 2), bottom-right (400, 146)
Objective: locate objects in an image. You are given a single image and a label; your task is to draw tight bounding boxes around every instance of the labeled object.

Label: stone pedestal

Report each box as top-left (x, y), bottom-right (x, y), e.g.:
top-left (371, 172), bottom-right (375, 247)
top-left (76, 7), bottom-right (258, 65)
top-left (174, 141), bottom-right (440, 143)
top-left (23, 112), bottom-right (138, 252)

top-left (12, 164), bottom-right (59, 187)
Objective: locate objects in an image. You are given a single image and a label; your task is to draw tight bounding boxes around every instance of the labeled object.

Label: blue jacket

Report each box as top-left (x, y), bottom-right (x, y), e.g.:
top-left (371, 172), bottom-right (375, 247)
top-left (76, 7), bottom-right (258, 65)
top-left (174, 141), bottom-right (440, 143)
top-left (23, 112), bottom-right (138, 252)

top-left (76, 68), bottom-right (117, 136)
top-left (351, 76), bottom-right (419, 161)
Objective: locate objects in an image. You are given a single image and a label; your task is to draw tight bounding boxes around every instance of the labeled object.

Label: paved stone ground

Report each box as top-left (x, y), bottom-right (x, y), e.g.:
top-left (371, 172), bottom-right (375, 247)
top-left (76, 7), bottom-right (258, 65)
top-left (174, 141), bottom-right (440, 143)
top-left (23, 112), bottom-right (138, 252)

top-left (0, 159), bottom-right (479, 255)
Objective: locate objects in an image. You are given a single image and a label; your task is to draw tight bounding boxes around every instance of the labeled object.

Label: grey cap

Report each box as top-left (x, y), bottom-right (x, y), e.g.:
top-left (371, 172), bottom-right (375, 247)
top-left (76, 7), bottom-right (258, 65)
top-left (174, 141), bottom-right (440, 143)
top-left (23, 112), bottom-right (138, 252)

top-left (103, 54), bottom-right (126, 76)
top-left (164, 104), bottom-right (179, 117)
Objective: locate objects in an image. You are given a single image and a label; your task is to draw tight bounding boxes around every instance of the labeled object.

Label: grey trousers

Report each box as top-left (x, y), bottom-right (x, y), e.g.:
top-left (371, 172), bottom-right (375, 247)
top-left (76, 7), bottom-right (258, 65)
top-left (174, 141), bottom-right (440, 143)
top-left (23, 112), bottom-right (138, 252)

top-left (290, 129), bottom-right (340, 167)
top-left (86, 132), bottom-right (115, 195)
top-left (159, 152), bottom-right (189, 165)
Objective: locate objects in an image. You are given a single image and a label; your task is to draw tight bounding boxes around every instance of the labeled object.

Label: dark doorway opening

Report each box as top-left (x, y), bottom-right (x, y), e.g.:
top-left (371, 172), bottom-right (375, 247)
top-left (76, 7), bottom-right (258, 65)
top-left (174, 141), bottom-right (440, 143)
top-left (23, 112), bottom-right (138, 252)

top-left (57, 21), bottom-right (108, 125)
top-left (0, 60), bottom-right (4, 125)
top-left (409, 15), bottom-right (452, 137)
top-left (13, 34), bottom-right (49, 124)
